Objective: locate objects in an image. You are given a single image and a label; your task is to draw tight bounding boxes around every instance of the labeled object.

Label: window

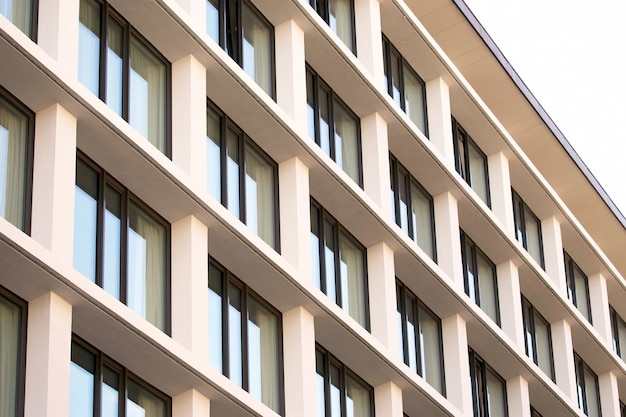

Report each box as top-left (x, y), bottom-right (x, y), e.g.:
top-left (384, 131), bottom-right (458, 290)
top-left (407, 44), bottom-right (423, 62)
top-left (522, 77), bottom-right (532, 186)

top-left (469, 349), bottom-right (507, 417)
top-left (530, 407), bottom-right (543, 417)
top-left (206, 101), bottom-right (279, 250)
top-left (0, 87), bottom-right (34, 233)
top-left (574, 353), bottom-right (601, 417)
top-left (206, 0), bottom-right (274, 97)
top-left (621, 401), bottom-right (626, 417)
top-left (208, 259), bottom-right (283, 414)
top-left (461, 230), bottom-right (499, 325)
top-left (310, 199), bottom-right (369, 329)
top-left (73, 154), bottom-right (170, 333)
top-left (316, 345), bottom-right (373, 417)
top-left (610, 307), bottom-right (626, 361)
top-left (512, 190), bottom-right (543, 268)
top-left (306, 66), bottom-right (362, 187)
top-left (564, 252), bottom-right (591, 323)
top-left (69, 337), bottom-right (170, 417)
top-left (308, 0), bottom-right (355, 53)
top-left (0, 0), bottom-right (36, 38)
top-left (0, 286), bottom-right (27, 417)
top-left (452, 118), bottom-right (489, 205)
top-left (522, 296), bottom-right (554, 380)
top-left (396, 280), bottom-right (444, 394)
top-left (382, 36), bottom-right (427, 135)
top-left (389, 154), bottom-right (436, 260)
top-left (78, 0), bottom-right (170, 155)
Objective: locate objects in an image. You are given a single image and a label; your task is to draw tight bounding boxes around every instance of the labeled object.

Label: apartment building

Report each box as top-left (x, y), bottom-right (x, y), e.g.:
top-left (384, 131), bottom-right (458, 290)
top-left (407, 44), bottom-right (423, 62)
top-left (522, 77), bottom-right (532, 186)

top-left (0, 0), bottom-right (625, 416)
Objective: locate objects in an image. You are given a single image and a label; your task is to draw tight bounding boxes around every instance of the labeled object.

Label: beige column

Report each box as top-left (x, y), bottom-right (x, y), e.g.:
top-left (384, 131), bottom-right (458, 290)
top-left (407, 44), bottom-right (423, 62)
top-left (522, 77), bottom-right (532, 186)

top-left (38, 0), bottom-right (79, 76)
top-left (541, 216), bottom-right (566, 293)
top-left (283, 307), bottom-right (317, 417)
top-left (172, 55), bottom-right (207, 191)
top-left (173, 389), bottom-right (211, 417)
top-left (426, 77), bottom-right (454, 168)
top-left (588, 273), bottom-right (612, 343)
top-left (275, 20), bottom-right (307, 132)
top-left (374, 381), bottom-right (403, 417)
top-left (497, 261), bottom-right (524, 348)
top-left (173, 0), bottom-right (206, 33)
top-left (442, 314), bottom-right (473, 415)
top-left (506, 376), bottom-right (531, 417)
top-left (551, 319), bottom-right (577, 401)
top-left (488, 152), bottom-right (514, 235)
top-left (279, 157), bottom-right (311, 280)
top-left (354, 0), bottom-right (384, 85)
top-left (367, 242), bottom-right (399, 355)
top-left (24, 292), bottom-right (72, 417)
top-left (31, 104), bottom-right (77, 265)
top-left (361, 113), bottom-right (392, 218)
top-left (598, 372), bottom-right (620, 417)
top-left (172, 215), bottom-right (209, 358)
top-left (434, 192), bottom-right (463, 288)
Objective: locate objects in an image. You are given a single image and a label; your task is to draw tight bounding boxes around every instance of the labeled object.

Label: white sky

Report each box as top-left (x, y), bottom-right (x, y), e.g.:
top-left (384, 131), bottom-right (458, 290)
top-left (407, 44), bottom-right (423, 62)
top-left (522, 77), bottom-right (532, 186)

top-left (461, 0), bottom-right (626, 216)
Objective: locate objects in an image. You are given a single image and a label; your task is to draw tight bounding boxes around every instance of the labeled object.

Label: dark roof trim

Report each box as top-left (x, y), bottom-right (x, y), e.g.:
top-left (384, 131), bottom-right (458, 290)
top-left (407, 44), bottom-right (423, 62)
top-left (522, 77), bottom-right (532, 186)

top-left (452, 0), bottom-right (626, 229)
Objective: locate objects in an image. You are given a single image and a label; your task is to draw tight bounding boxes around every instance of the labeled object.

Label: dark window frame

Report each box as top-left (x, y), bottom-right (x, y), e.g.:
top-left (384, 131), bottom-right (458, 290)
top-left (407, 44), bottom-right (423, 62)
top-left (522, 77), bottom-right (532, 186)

top-left (469, 348), bottom-right (508, 417)
top-left (308, 0), bottom-right (356, 53)
top-left (521, 295), bottom-right (554, 381)
top-left (563, 251), bottom-right (592, 323)
top-left (452, 117), bottom-right (490, 206)
top-left (512, 189), bottom-right (544, 269)
top-left (610, 306), bottom-right (626, 360)
top-left (574, 352), bottom-right (601, 417)
top-left (530, 407), bottom-right (544, 417)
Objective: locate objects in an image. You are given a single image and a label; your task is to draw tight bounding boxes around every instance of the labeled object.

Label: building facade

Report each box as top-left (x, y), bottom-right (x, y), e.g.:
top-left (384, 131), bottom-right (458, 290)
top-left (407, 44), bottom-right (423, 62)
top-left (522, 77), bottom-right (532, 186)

top-left (0, 0), bottom-right (625, 416)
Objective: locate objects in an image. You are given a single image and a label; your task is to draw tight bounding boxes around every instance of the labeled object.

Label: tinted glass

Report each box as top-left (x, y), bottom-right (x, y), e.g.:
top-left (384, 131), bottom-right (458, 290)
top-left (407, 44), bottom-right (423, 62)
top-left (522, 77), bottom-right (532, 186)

top-left (74, 159), bottom-right (99, 281)
top-left (78, 0), bottom-right (101, 95)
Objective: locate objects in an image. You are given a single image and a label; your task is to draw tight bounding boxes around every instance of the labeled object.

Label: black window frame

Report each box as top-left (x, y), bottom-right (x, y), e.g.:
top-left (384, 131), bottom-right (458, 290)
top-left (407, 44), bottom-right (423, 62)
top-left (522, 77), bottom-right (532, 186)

top-left (511, 189), bottom-right (544, 269)
top-left (564, 251), bottom-right (592, 323)
top-left (610, 306), bottom-right (626, 361)
top-left (308, 0), bottom-right (356, 53)
top-left (530, 407), bottom-right (544, 417)
top-left (620, 400), bottom-right (626, 417)
top-left (469, 348), bottom-right (508, 417)
top-left (452, 117), bottom-right (490, 206)
top-left (521, 295), bottom-right (554, 381)
top-left (574, 352), bottom-right (601, 417)
top-left (74, 152), bottom-right (172, 334)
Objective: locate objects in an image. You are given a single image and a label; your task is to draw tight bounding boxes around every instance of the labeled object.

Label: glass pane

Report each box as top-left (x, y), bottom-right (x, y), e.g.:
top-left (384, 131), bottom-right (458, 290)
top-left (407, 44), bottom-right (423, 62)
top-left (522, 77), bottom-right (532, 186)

top-left (390, 53), bottom-right (401, 106)
top-left (534, 313), bottom-right (553, 379)
top-left (403, 66), bottom-right (426, 134)
top-left (339, 233), bottom-right (367, 328)
top-left (618, 318), bottom-right (626, 361)
top-left (228, 282), bottom-right (243, 387)
top-left (334, 102), bottom-right (360, 185)
top-left (208, 263), bottom-right (223, 372)
top-left (455, 131), bottom-right (466, 179)
top-left (206, 0), bottom-right (219, 42)
top-left (464, 241), bottom-right (477, 303)
top-left (311, 205), bottom-right (321, 290)
top-left (397, 171), bottom-right (409, 235)
top-left (0, 0), bottom-right (32, 36)
top-left (0, 95), bottom-right (28, 230)
top-left (405, 294), bottom-right (417, 372)
top-left (419, 305), bottom-right (443, 394)
top-left (126, 379), bottom-right (165, 417)
top-left (486, 369), bottom-right (507, 417)
top-left (245, 145), bottom-right (275, 248)
top-left (346, 374), bottom-right (372, 417)
top-left (316, 351), bottom-right (326, 417)
top-left (523, 302), bottom-right (535, 364)
top-left (323, 219), bottom-right (337, 302)
top-left (574, 267), bottom-right (590, 321)
top-left (206, 106), bottom-right (222, 201)
top-left (242, 3), bottom-right (272, 96)
top-left (74, 158), bottom-right (98, 281)
top-left (328, 0), bottom-right (354, 52)
top-left (410, 182), bottom-right (434, 259)
top-left (477, 252), bottom-right (498, 324)
top-left (69, 342), bottom-right (95, 417)
top-left (127, 202), bottom-right (166, 330)
top-left (101, 366), bottom-right (120, 417)
top-left (224, 0), bottom-right (238, 61)
top-left (396, 287), bottom-right (404, 360)
top-left (226, 129), bottom-right (240, 218)
top-left (103, 186), bottom-right (122, 299)
top-left (329, 364), bottom-right (341, 417)
top-left (468, 142), bottom-right (489, 204)
top-left (247, 297), bottom-right (280, 412)
top-left (78, 0), bottom-right (101, 95)
top-left (106, 18), bottom-right (124, 117)
top-left (319, 87), bottom-right (331, 155)
top-left (524, 208), bottom-right (543, 267)
top-left (307, 71), bottom-right (316, 140)
top-left (583, 367), bottom-right (600, 417)
top-left (0, 295), bottom-right (21, 417)
top-left (130, 36), bottom-right (167, 153)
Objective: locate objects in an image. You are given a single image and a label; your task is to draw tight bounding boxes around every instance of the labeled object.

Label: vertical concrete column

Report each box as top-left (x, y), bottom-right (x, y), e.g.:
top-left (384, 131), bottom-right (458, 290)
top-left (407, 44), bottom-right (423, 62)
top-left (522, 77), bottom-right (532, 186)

top-left (31, 104), bottom-right (77, 265)
top-left (361, 113), bottom-right (392, 218)
top-left (588, 273), bottom-right (612, 343)
top-left (279, 157), bottom-right (312, 280)
top-left (598, 372), bottom-right (620, 417)
top-left (506, 376), bottom-right (531, 417)
top-left (172, 55), bottom-right (207, 191)
top-left (434, 192), bottom-right (463, 288)
top-left (24, 292), bottom-right (72, 417)
top-left (426, 77), bottom-right (454, 168)
top-left (173, 0), bottom-right (206, 33)
top-left (488, 152), bottom-right (514, 236)
top-left (374, 381), bottom-right (403, 417)
top-left (283, 307), bottom-right (317, 417)
top-left (442, 314), bottom-right (473, 415)
top-left (541, 216), bottom-right (566, 293)
top-left (551, 320), bottom-right (577, 401)
top-left (173, 389), bottom-right (211, 417)
top-left (38, 0), bottom-right (79, 77)
top-left (275, 20), bottom-right (307, 132)
top-left (367, 242), bottom-right (399, 355)
top-left (172, 215), bottom-right (209, 358)
top-left (497, 261), bottom-right (524, 348)
top-left (354, 0), bottom-right (384, 85)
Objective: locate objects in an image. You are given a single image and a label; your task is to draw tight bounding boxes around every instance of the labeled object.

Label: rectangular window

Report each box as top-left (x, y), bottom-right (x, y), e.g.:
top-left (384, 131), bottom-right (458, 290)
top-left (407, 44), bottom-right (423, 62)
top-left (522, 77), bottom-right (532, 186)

top-left (382, 36), bottom-right (427, 136)
top-left (308, 0), bottom-right (355, 53)
top-left (69, 337), bottom-right (170, 417)
top-left (206, 101), bottom-right (279, 250)
top-left (469, 349), bottom-right (507, 417)
top-left (512, 189), bottom-right (544, 268)
top-left (0, 0), bottom-right (36, 38)
top-left (396, 280), bottom-right (444, 394)
top-left (205, 0), bottom-right (274, 97)
top-left (452, 118), bottom-right (489, 206)
top-left (0, 87), bottom-right (34, 233)
top-left (78, 0), bottom-right (170, 156)
top-left (389, 154), bottom-right (436, 260)
top-left (461, 230), bottom-right (499, 325)
top-left (316, 345), bottom-right (373, 417)
top-left (574, 353), bottom-right (601, 417)
top-left (311, 199), bottom-right (369, 330)
top-left (306, 66), bottom-right (362, 187)
top-left (73, 154), bottom-right (170, 333)
top-left (522, 296), bottom-right (554, 380)
top-left (610, 307), bottom-right (626, 361)
top-left (208, 259), bottom-right (283, 414)
top-left (564, 252), bottom-right (592, 323)
top-left (0, 286), bottom-right (27, 417)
